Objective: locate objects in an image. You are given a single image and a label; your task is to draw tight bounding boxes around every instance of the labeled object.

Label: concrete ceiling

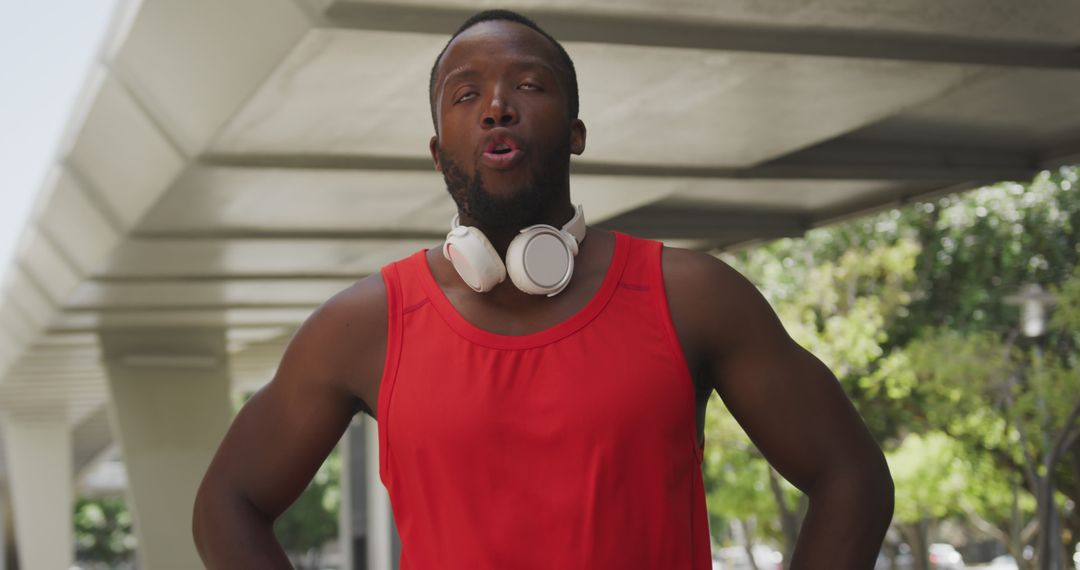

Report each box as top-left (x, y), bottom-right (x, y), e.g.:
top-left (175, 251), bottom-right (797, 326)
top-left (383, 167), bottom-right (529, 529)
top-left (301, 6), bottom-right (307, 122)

top-left (2, 0), bottom-right (1079, 489)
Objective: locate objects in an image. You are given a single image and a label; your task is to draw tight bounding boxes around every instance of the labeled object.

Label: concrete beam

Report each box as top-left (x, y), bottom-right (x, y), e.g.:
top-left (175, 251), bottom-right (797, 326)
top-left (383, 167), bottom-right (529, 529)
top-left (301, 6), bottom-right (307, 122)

top-left (73, 406), bottom-right (116, 478)
top-left (812, 181), bottom-right (984, 228)
top-left (601, 178), bottom-right (991, 247)
top-left (598, 204), bottom-right (809, 241)
top-left (133, 229), bottom-right (447, 241)
top-left (324, 1), bottom-right (1080, 70)
top-left (1040, 139), bottom-right (1080, 170)
top-left (201, 145), bottom-right (1037, 182)
top-left (755, 140), bottom-right (1036, 182)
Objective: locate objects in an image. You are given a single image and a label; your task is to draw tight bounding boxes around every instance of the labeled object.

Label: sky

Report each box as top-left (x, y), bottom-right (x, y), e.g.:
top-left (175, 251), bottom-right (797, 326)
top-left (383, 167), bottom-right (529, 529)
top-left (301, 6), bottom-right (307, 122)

top-left (0, 0), bottom-right (119, 283)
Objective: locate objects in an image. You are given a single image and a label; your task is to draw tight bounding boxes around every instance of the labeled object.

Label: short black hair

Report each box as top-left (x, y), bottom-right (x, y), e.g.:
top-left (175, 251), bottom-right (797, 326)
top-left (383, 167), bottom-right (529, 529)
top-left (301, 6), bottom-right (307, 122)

top-left (428, 9), bottom-right (579, 134)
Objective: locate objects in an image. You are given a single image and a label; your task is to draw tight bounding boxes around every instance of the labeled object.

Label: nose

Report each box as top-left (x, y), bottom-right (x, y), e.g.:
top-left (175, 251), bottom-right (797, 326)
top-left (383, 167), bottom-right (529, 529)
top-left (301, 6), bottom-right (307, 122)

top-left (481, 86), bottom-right (517, 128)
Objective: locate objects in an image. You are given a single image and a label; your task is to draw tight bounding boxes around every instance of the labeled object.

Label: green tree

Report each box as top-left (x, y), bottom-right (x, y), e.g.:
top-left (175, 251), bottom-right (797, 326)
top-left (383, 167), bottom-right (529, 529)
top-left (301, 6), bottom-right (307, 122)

top-left (725, 217), bottom-right (922, 444)
top-left (703, 394), bottom-right (798, 564)
top-left (957, 445), bottom-right (1038, 567)
top-left (73, 496), bottom-right (136, 568)
top-left (893, 170), bottom-right (1080, 569)
top-left (274, 446), bottom-right (341, 570)
top-left (231, 391), bottom-right (343, 569)
top-left (702, 166), bottom-right (1080, 568)
top-left (887, 432), bottom-right (968, 570)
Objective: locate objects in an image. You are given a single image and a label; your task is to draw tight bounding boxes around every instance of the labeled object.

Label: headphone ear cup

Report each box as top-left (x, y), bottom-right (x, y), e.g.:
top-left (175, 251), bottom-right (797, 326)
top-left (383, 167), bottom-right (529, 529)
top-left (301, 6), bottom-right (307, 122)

top-left (444, 226), bottom-right (506, 292)
top-left (505, 226), bottom-right (576, 296)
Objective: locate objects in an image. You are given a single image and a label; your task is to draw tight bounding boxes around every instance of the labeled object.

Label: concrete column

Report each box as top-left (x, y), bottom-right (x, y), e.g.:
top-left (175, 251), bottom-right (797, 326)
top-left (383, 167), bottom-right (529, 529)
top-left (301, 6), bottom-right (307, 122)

top-left (0, 413), bottom-right (73, 570)
top-left (364, 414), bottom-right (399, 570)
top-left (340, 415), bottom-right (393, 570)
top-left (1, 485), bottom-right (15, 570)
top-left (100, 329), bottom-right (232, 570)
top-left (0, 489), bottom-right (9, 570)
top-left (339, 421), bottom-right (358, 570)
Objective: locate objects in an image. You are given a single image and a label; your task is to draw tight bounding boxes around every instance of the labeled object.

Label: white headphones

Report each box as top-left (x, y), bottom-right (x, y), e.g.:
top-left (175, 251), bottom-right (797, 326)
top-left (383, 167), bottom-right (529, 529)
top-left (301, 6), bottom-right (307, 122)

top-left (443, 205), bottom-right (586, 297)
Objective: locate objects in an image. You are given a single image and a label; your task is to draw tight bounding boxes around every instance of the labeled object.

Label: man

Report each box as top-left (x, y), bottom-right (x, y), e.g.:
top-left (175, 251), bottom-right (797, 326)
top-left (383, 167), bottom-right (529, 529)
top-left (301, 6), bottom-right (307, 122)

top-left (193, 9), bottom-right (893, 569)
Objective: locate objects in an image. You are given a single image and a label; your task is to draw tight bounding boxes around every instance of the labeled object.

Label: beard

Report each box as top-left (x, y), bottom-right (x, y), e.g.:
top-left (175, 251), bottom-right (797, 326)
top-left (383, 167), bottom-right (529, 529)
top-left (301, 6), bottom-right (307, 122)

top-left (437, 138), bottom-right (569, 232)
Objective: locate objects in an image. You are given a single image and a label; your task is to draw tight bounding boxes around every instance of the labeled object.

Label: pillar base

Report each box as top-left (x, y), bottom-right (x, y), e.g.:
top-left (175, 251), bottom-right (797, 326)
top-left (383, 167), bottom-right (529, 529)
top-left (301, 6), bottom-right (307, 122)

top-left (101, 329), bottom-right (232, 570)
top-left (1, 413), bottom-right (73, 570)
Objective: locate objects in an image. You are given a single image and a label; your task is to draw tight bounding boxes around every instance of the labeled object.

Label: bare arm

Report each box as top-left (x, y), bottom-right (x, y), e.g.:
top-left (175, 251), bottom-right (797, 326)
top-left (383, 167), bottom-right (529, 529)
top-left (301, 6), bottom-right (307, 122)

top-left (664, 247), bottom-right (893, 569)
top-left (193, 274), bottom-right (387, 569)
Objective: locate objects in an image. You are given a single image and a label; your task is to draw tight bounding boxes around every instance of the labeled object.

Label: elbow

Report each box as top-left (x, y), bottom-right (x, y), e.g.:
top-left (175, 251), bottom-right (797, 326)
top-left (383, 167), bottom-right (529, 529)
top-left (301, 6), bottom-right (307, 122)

top-left (849, 447), bottom-right (895, 531)
top-left (809, 447), bottom-right (895, 529)
top-left (192, 477), bottom-right (221, 562)
top-left (853, 439), bottom-right (895, 527)
top-left (876, 453), bottom-right (896, 527)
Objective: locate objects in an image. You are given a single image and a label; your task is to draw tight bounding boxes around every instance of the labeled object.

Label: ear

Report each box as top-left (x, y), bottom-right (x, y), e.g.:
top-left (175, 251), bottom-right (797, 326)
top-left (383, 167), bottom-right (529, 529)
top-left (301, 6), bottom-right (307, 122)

top-left (569, 119), bottom-right (586, 155)
top-left (429, 135), bottom-right (442, 172)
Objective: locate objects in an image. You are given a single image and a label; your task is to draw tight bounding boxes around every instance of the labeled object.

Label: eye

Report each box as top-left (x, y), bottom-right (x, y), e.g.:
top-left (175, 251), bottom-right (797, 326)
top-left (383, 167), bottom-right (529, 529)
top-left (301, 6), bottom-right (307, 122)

top-left (454, 91), bottom-right (478, 103)
top-left (518, 81), bottom-right (542, 91)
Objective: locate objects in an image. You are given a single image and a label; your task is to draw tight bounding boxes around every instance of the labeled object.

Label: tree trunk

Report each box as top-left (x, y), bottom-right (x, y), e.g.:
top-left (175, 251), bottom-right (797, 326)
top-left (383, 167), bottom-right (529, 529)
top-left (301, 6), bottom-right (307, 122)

top-left (732, 517), bottom-right (761, 570)
top-left (1007, 478), bottom-right (1042, 569)
top-left (745, 517), bottom-right (762, 570)
top-left (1064, 445), bottom-right (1080, 565)
top-left (899, 519), bottom-right (931, 570)
top-left (883, 539), bottom-right (900, 570)
top-left (1034, 468), bottom-right (1064, 570)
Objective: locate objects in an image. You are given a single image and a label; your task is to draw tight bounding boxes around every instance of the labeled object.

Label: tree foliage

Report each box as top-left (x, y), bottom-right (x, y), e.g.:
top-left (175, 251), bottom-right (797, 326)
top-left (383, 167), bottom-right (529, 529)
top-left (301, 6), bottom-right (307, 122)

top-left (273, 446), bottom-right (341, 569)
top-left (702, 166), bottom-right (1080, 566)
top-left (887, 432), bottom-right (967, 523)
top-left (73, 495), bottom-right (136, 568)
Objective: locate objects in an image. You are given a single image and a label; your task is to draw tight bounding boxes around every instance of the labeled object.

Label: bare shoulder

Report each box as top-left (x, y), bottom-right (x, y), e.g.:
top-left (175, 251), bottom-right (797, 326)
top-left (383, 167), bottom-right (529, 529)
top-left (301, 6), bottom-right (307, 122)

top-left (312, 271), bottom-right (388, 337)
top-left (659, 245), bottom-right (786, 359)
top-left (660, 245), bottom-right (765, 316)
top-left (277, 271), bottom-right (388, 417)
top-left (660, 246), bottom-right (749, 292)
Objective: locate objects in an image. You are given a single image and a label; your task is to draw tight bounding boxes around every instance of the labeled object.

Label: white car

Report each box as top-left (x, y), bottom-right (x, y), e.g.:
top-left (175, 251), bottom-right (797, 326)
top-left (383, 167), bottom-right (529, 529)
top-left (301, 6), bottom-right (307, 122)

top-left (714, 545), bottom-right (784, 570)
top-left (928, 543), bottom-right (964, 570)
top-left (987, 554), bottom-right (1018, 569)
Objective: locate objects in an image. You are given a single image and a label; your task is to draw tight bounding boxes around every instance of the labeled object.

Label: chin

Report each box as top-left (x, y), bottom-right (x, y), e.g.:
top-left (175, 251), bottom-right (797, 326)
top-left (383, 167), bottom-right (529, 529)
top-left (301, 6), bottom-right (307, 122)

top-left (441, 150), bottom-right (561, 229)
top-left (482, 181), bottom-right (529, 200)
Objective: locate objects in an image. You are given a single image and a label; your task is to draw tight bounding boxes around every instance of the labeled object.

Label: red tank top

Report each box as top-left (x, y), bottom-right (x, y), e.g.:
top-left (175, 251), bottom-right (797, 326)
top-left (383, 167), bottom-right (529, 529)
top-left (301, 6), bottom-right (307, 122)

top-left (377, 232), bottom-right (712, 569)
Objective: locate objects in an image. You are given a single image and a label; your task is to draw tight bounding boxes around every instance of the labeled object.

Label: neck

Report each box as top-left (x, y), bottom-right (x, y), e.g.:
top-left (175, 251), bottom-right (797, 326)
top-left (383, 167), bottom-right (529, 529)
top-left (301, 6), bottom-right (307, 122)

top-left (461, 197), bottom-right (575, 257)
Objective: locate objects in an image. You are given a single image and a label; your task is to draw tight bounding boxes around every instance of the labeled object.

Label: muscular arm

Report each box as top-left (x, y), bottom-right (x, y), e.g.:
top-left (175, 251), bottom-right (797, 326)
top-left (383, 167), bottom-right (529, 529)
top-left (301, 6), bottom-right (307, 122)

top-left (193, 274), bottom-right (387, 569)
top-left (664, 247), bottom-right (893, 570)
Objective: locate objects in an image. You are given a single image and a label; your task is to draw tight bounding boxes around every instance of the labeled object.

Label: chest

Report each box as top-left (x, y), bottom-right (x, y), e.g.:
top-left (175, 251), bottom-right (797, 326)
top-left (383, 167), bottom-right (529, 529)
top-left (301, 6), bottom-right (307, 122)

top-left (386, 307), bottom-right (697, 463)
top-left (439, 276), bottom-right (607, 338)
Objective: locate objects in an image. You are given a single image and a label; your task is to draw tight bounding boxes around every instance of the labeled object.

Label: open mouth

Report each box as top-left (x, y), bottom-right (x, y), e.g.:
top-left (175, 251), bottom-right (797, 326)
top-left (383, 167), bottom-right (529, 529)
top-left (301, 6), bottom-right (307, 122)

top-left (484, 137), bottom-right (520, 155)
top-left (481, 136), bottom-right (524, 169)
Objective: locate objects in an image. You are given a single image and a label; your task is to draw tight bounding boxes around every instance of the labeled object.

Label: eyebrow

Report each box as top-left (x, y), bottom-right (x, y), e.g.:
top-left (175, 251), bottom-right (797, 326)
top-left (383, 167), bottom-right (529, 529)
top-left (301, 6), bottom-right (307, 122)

top-left (441, 67), bottom-right (481, 89)
top-left (440, 57), bottom-right (558, 92)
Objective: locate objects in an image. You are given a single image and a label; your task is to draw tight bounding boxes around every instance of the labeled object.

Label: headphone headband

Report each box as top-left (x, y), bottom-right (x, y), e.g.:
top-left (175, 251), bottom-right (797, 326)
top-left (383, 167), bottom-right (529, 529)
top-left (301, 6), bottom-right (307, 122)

top-left (561, 205), bottom-right (586, 244)
top-left (450, 205), bottom-right (586, 243)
